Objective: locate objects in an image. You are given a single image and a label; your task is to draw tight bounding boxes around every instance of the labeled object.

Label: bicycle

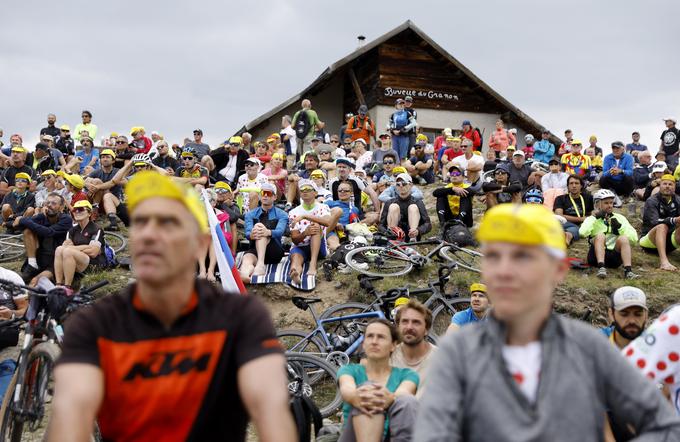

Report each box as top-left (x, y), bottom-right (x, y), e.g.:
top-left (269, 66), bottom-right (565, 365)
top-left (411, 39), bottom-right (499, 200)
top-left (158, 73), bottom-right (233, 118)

top-left (321, 265), bottom-right (471, 339)
top-left (286, 353), bottom-right (342, 419)
top-left (0, 277), bottom-right (108, 441)
top-left (0, 235), bottom-right (24, 264)
top-left (103, 231), bottom-right (127, 254)
top-left (343, 227), bottom-right (482, 278)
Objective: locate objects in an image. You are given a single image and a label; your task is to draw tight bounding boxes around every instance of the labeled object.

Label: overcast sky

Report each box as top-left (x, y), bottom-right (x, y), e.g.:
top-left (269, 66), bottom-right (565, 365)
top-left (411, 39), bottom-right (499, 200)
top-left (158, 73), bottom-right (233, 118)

top-left (2, 0), bottom-right (678, 154)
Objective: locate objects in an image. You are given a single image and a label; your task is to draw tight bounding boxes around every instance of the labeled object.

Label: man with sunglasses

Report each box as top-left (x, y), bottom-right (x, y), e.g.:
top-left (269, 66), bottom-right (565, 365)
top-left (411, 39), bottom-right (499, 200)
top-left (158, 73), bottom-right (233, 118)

top-left (433, 164), bottom-right (477, 229)
top-left (87, 149), bottom-right (127, 231)
top-left (405, 141), bottom-right (435, 185)
top-left (184, 129), bottom-right (210, 160)
top-left (326, 181), bottom-right (361, 253)
top-left (380, 173), bottom-right (431, 242)
top-left (285, 152), bottom-right (322, 210)
top-left (73, 110), bottom-right (97, 143)
top-left (214, 181), bottom-right (241, 252)
top-left (483, 164), bottom-right (523, 209)
top-left (152, 141), bottom-right (179, 173)
top-left (69, 136), bottom-right (99, 175)
top-left (372, 153), bottom-right (398, 188)
top-left (210, 136), bottom-right (250, 189)
top-left (175, 147), bottom-right (209, 190)
top-left (328, 158), bottom-right (381, 221)
top-left (239, 183), bottom-right (289, 283)
top-left (348, 138), bottom-right (373, 173)
top-left (55, 125), bottom-right (75, 158)
top-left (329, 134), bottom-right (346, 158)
top-left (112, 136), bottom-right (135, 168)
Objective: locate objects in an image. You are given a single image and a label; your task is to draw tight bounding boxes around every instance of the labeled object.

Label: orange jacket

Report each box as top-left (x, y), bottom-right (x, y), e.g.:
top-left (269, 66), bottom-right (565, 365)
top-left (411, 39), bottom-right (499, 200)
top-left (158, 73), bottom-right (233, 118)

top-left (345, 115), bottom-right (375, 143)
top-left (488, 129), bottom-right (516, 151)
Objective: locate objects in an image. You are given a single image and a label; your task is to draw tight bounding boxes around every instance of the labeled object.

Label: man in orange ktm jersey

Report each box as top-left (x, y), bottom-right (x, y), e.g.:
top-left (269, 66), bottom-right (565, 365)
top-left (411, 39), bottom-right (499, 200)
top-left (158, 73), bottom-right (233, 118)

top-left (48, 171), bottom-right (296, 442)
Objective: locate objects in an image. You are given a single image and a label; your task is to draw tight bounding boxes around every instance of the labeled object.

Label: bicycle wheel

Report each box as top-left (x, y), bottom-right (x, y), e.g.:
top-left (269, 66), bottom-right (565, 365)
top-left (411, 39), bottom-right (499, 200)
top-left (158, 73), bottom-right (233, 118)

top-left (439, 246), bottom-right (482, 273)
top-left (0, 342), bottom-right (60, 442)
top-left (104, 232), bottom-right (127, 254)
top-left (286, 353), bottom-right (342, 419)
top-left (344, 246), bottom-right (413, 277)
top-left (430, 299), bottom-right (471, 338)
top-left (277, 329), bottom-right (326, 356)
top-left (0, 235), bottom-right (25, 263)
top-left (319, 302), bottom-right (373, 320)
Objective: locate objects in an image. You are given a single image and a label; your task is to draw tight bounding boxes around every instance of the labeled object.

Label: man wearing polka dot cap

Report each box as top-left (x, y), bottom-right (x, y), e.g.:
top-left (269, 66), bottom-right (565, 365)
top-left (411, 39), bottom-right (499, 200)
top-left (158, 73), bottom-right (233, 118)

top-left (415, 204), bottom-right (680, 441)
top-left (624, 303), bottom-right (680, 416)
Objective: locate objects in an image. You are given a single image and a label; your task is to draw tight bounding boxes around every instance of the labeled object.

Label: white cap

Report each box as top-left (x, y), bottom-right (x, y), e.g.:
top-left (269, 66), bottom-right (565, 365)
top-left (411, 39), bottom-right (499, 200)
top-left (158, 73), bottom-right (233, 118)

top-left (612, 286), bottom-right (647, 311)
top-left (512, 149), bottom-right (525, 157)
top-left (652, 161), bottom-right (668, 173)
top-left (663, 117), bottom-right (677, 124)
top-left (395, 173), bottom-right (413, 183)
top-left (298, 179), bottom-right (318, 191)
top-left (245, 157), bottom-right (261, 166)
top-left (353, 138), bottom-right (367, 146)
top-left (260, 182), bottom-right (277, 196)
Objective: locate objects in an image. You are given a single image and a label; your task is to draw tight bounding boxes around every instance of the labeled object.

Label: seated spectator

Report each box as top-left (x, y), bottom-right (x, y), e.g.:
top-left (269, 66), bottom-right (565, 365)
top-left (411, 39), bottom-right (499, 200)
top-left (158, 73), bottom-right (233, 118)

top-left (522, 187), bottom-right (545, 205)
top-left (326, 181), bottom-right (361, 252)
top-left (626, 131), bottom-right (648, 160)
top-left (130, 127), bottom-right (152, 154)
top-left (348, 139), bottom-right (373, 173)
top-left (112, 135), bottom-right (135, 168)
top-left (553, 175), bottom-right (593, 247)
top-left (54, 200), bottom-right (107, 291)
top-left (40, 135), bottom-right (67, 170)
top-left (541, 159), bottom-right (569, 191)
top-left (34, 170), bottom-right (59, 211)
top-left (391, 300), bottom-right (437, 398)
top-left (0, 266), bottom-right (28, 330)
top-left (482, 164), bottom-right (522, 209)
top-left (209, 136), bottom-right (249, 188)
top-left (433, 128), bottom-right (451, 159)
top-left (2, 172), bottom-right (36, 229)
top-left (32, 142), bottom-right (58, 174)
top-left (236, 157), bottom-right (269, 213)
top-left (639, 174), bottom-right (680, 271)
top-left (250, 141), bottom-right (270, 167)
top-left (262, 152), bottom-right (288, 198)
top-left (409, 134), bottom-right (433, 157)
top-left (310, 169), bottom-right (332, 202)
top-left (288, 180), bottom-right (335, 283)
top-left (63, 174), bottom-right (88, 213)
top-left (447, 139), bottom-right (478, 180)
top-left (600, 141), bottom-right (635, 197)
top-left (579, 189), bottom-right (639, 279)
top-left (214, 181), bottom-right (240, 251)
top-left (0, 146), bottom-right (37, 198)
top-left (314, 144), bottom-right (336, 176)
top-left (601, 286), bottom-right (648, 349)
top-left (371, 153), bottom-right (398, 189)
top-left (560, 139), bottom-right (591, 179)
top-left (379, 173), bottom-right (431, 242)
top-left (151, 140), bottom-right (179, 173)
top-left (54, 125), bottom-right (75, 158)
top-left (482, 147), bottom-right (500, 172)
top-left (632, 150), bottom-right (654, 198)
top-left (439, 137), bottom-right (463, 172)
top-left (330, 134), bottom-right (347, 159)
top-left (433, 165), bottom-right (476, 229)
top-left (405, 143), bottom-right (434, 184)
top-left (17, 192), bottom-right (72, 283)
top-left (584, 147), bottom-right (603, 183)
top-left (70, 137), bottom-right (99, 175)
top-left (175, 147), bottom-right (209, 191)
top-left (338, 319), bottom-right (418, 442)
top-left (446, 283), bottom-right (489, 333)
top-left (640, 161), bottom-right (670, 201)
top-left (329, 158), bottom-right (381, 224)
top-left (286, 152), bottom-right (322, 209)
top-left (86, 149), bottom-right (126, 231)
top-left (507, 150), bottom-right (540, 189)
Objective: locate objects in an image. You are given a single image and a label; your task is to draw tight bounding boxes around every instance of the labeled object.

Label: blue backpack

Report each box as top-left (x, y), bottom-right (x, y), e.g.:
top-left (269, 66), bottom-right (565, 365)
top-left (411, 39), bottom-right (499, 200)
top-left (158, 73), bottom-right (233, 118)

top-left (393, 110), bottom-right (409, 129)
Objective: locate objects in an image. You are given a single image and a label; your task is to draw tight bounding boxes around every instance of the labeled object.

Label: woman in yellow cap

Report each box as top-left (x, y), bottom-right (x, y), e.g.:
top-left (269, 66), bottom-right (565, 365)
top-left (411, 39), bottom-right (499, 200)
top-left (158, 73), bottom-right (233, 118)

top-left (54, 199), bottom-right (107, 291)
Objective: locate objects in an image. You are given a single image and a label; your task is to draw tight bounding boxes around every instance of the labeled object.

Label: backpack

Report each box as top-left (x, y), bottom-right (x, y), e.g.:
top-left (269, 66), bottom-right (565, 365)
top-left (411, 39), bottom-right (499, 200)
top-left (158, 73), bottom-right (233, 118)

top-left (474, 128), bottom-right (484, 149)
top-left (393, 109), bottom-right (409, 129)
top-left (294, 110), bottom-right (310, 139)
top-left (104, 244), bottom-right (118, 268)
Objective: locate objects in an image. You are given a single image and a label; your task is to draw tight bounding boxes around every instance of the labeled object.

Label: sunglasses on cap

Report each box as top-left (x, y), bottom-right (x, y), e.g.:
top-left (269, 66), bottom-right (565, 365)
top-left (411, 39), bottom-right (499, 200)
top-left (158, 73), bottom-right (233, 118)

top-left (261, 190), bottom-right (274, 197)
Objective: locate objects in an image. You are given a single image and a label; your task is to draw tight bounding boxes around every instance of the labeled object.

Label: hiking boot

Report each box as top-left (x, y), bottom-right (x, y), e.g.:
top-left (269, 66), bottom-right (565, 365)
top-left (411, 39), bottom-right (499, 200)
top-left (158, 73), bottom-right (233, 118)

top-left (624, 270), bottom-right (640, 280)
top-left (596, 267), bottom-right (607, 279)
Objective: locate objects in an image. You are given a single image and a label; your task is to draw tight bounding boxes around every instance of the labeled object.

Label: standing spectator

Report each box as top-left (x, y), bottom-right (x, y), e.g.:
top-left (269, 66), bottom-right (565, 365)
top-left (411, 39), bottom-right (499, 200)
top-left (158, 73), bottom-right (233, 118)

top-left (388, 98), bottom-right (416, 163)
top-left (558, 129), bottom-right (574, 156)
top-left (626, 131), bottom-right (648, 161)
top-left (185, 129), bottom-right (210, 160)
top-left (522, 134), bottom-right (536, 159)
top-left (600, 141), bottom-right (635, 197)
top-left (210, 136), bottom-right (249, 188)
top-left (54, 125), bottom-right (75, 158)
top-left (73, 110), bottom-right (97, 142)
top-left (345, 105), bottom-right (375, 143)
top-left (460, 121), bottom-right (481, 151)
top-left (280, 115), bottom-right (297, 160)
top-left (487, 119), bottom-right (515, 157)
top-left (292, 99), bottom-right (324, 160)
top-left (661, 117), bottom-right (680, 169)
top-left (534, 129), bottom-right (555, 164)
top-left (560, 139), bottom-right (591, 178)
top-left (403, 95), bottom-right (418, 149)
top-left (40, 114), bottom-right (60, 138)
top-left (129, 127), bottom-right (152, 154)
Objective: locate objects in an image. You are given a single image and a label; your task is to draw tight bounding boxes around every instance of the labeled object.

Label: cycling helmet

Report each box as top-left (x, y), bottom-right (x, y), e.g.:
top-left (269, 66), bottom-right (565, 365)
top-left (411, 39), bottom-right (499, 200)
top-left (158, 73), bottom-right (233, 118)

top-left (388, 226), bottom-right (405, 241)
top-left (593, 189), bottom-right (616, 202)
top-left (523, 187), bottom-right (544, 204)
top-left (524, 134), bottom-right (535, 143)
top-left (181, 147), bottom-right (197, 158)
top-left (131, 153), bottom-right (151, 165)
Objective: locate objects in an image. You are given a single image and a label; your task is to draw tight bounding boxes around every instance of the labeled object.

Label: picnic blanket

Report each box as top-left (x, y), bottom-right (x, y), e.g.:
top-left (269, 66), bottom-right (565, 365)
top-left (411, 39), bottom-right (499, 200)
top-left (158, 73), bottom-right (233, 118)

top-left (235, 253), bottom-right (317, 291)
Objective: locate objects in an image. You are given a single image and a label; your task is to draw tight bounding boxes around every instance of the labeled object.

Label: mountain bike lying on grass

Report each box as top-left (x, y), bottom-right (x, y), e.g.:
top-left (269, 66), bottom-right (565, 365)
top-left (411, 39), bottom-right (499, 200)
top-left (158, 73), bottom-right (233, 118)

top-left (287, 352), bottom-right (341, 421)
top-left (0, 277), bottom-right (108, 442)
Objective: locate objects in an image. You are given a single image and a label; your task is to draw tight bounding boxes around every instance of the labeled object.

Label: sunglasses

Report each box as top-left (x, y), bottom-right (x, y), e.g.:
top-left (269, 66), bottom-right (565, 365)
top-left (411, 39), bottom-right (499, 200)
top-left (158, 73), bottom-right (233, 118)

top-left (379, 135), bottom-right (390, 139)
top-left (450, 171), bottom-right (462, 177)
top-left (300, 187), bottom-right (315, 193)
top-left (395, 181), bottom-right (410, 187)
top-left (182, 156), bottom-right (195, 160)
top-left (73, 207), bottom-right (89, 213)
top-left (320, 151), bottom-right (331, 155)
top-left (383, 161), bottom-right (395, 165)
top-left (245, 163), bottom-right (258, 167)
top-left (229, 143), bottom-right (240, 147)
top-left (415, 146), bottom-right (424, 149)
top-left (525, 197), bottom-right (543, 204)
top-left (15, 179), bottom-right (29, 184)
top-left (338, 189), bottom-right (352, 193)
top-left (330, 140), bottom-right (339, 144)
top-left (116, 141), bottom-right (126, 145)
top-left (261, 191), bottom-right (274, 197)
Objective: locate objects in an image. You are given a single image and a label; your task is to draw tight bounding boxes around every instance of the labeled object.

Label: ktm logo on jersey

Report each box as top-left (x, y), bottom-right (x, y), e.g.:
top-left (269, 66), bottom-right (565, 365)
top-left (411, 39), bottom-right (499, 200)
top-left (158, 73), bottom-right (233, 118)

top-left (123, 349), bottom-right (212, 380)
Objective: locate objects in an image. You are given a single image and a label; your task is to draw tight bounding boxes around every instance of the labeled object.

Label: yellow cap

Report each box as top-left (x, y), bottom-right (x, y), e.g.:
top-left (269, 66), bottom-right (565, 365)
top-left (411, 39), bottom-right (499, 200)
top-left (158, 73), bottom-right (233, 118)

top-left (470, 283), bottom-right (487, 293)
top-left (269, 133), bottom-right (281, 140)
top-left (41, 169), bottom-right (56, 177)
top-left (130, 126), bottom-right (145, 135)
top-left (416, 134), bottom-right (428, 141)
top-left (56, 170), bottom-right (66, 178)
top-left (571, 139), bottom-right (583, 146)
top-left (506, 145), bottom-right (516, 151)
top-left (266, 136), bottom-right (277, 144)
top-left (11, 146), bottom-right (26, 153)
top-left (445, 136), bottom-right (456, 142)
top-left (65, 174), bottom-right (85, 190)
top-left (394, 297), bottom-right (410, 308)
top-left (110, 132), bottom-right (119, 138)
top-left (477, 203), bottom-right (566, 258)
top-left (310, 169), bottom-right (325, 178)
top-left (125, 171), bottom-right (208, 233)
top-left (214, 181), bottom-right (232, 192)
top-left (15, 172), bottom-right (31, 183)
top-left (60, 124), bottom-right (70, 131)
top-left (272, 152), bottom-right (286, 160)
top-left (73, 200), bottom-right (93, 211)
top-left (393, 166), bottom-right (407, 174)
top-left (100, 149), bottom-right (116, 158)
top-left (661, 174), bottom-right (676, 182)
top-left (229, 136), bottom-right (243, 145)
top-left (589, 135), bottom-right (597, 141)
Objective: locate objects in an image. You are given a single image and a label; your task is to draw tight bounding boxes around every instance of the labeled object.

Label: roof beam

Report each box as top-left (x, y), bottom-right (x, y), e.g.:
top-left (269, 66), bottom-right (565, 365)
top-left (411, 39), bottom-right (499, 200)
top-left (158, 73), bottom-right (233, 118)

top-left (348, 67), bottom-right (366, 106)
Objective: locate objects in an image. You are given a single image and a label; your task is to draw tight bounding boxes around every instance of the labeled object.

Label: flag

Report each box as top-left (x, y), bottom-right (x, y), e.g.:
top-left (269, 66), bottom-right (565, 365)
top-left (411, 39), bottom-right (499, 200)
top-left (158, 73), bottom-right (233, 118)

top-left (202, 190), bottom-right (247, 294)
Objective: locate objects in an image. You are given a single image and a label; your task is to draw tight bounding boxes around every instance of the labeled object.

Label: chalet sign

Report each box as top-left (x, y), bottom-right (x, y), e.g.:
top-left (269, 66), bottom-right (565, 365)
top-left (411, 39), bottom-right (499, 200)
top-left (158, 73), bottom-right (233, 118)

top-left (383, 87), bottom-right (459, 101)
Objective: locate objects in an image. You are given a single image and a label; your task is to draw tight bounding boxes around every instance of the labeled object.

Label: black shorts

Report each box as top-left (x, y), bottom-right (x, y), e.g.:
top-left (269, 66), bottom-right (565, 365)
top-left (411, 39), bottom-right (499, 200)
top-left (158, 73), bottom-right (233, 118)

top-left (245, 238), bottom-right (285, 265)
top-left (587, 244), bottom-right (623, 268)
top-left (640, 228), bottom-right (678, 255)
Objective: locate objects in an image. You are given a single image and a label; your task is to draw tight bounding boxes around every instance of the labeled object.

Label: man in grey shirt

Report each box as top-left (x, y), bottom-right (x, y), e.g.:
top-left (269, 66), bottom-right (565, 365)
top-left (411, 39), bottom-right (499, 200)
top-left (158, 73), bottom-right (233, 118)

top-left (185, 129), bottom-right (210, 160)
top-left (414, 203), bottom-right (680, 442)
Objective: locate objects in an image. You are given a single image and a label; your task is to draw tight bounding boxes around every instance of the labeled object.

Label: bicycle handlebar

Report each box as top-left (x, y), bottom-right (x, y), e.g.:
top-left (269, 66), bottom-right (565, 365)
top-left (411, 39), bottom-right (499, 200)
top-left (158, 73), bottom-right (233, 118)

top-left (80, 280), bottom-right (109, 295)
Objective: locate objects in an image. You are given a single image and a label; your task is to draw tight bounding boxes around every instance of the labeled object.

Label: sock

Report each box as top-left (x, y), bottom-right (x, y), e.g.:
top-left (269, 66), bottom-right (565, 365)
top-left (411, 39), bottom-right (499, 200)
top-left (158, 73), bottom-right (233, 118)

top-left (624, 266), bottom-right (632, 273)
top-left (28, 258), bottom-right (38, 269)
top-left (597, 262), bottom-right (605, 268)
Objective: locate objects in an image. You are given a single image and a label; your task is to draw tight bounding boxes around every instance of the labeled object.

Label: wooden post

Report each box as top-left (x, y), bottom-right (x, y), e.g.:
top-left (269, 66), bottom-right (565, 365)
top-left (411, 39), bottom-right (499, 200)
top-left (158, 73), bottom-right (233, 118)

top-left (349, 67), bottom-right (366, 106)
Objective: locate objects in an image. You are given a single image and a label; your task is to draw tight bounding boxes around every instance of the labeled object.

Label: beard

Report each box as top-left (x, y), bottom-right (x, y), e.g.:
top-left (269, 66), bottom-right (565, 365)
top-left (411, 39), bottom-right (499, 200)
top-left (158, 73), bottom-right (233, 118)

top-left (401, 333), bottom-right (424, 346)
top-left (613, 321), bottom-right (644, 341)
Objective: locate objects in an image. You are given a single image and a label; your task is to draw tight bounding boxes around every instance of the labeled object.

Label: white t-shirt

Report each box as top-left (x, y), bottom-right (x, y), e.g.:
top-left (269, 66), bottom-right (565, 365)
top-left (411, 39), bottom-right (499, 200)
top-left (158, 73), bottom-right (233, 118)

top-left (623, 305), bottom-right (680, 415)
top-left (236, 173), bottom-right (269, 212)
top-left (541, 172), bottom-right (569, 191)
top-left (219, 153), bottom-right (239, 182)
top-left (355, 151), bottom-right (373, 172)
top-left (288, 202), bottom-right (331, 247)
top-left (501, 341), bottom-right (542, 403)
top-left (282, 126), bottom-right (297, 153)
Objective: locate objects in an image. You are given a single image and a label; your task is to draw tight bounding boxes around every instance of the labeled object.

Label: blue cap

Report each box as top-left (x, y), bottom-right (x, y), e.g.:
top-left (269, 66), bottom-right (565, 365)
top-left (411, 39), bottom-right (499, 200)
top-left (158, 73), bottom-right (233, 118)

top-left (335, 157), bottom-right (355, 169)
top-left (462, 120), bottom-right (471, 126)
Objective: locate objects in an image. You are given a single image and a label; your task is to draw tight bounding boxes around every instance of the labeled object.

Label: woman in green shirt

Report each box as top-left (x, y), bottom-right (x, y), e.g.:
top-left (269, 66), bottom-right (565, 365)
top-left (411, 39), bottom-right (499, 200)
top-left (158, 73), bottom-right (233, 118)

top-left (338, 319), bottom-right (419, 442)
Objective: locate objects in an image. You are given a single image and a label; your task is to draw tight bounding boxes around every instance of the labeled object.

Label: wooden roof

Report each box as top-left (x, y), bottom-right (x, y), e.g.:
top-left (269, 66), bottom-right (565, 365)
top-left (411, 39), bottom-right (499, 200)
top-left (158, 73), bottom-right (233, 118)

top-left (237, 20), bottom-right (557, 140)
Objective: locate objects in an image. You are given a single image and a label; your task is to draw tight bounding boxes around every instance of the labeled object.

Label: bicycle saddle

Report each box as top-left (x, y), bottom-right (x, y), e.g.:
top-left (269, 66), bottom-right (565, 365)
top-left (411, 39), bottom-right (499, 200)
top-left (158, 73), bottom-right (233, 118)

top-left (380, 288), bottom-right (409, 303)
top-left (292, 296), bottom-right (322, 311)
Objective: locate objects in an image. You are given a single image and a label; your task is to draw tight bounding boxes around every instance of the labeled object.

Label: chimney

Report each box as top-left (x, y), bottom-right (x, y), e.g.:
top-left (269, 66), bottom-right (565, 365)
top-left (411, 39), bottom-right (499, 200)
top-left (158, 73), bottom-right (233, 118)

top-left (357, 35), bottom-right (366, 49)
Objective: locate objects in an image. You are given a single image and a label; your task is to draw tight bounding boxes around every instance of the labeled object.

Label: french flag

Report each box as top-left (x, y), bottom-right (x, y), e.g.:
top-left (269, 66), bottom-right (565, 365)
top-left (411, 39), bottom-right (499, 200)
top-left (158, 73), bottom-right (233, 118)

top-left (202, 190), bottom-right (247, 294)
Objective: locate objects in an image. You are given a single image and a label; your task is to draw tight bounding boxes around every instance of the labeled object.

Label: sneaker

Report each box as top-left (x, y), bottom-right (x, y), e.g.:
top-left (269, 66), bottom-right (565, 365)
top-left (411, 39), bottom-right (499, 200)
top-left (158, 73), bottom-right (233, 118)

top-left (284, 202), bottom-right (293, 212)
top-left (349, 260), bottom-right (369, 271)
top-left (624, 270), bottom-right (640, 280)
top-left (597, 267), bottom-right (607, 279)
top-left (417, 177), bottom-right (427, 185)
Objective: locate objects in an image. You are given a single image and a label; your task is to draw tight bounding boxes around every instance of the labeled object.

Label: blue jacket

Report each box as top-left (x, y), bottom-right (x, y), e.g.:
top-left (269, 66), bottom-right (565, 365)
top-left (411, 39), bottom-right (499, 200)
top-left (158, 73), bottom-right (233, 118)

top-left (602, 153), bottom-right (634, 181)
top-left (533, 140), bottom-right (555, 164)
top-left (244, 206), bottom-right (288, 244)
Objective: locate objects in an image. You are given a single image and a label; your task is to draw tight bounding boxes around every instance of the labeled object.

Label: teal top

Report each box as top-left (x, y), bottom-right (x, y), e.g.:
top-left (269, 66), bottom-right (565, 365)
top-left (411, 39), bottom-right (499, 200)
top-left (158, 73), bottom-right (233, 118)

top-left (337, 364), bottom-right (419, 436)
